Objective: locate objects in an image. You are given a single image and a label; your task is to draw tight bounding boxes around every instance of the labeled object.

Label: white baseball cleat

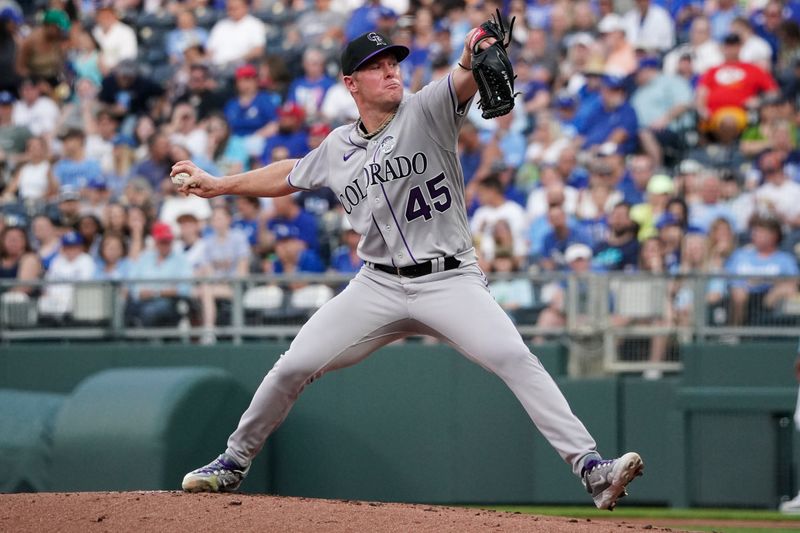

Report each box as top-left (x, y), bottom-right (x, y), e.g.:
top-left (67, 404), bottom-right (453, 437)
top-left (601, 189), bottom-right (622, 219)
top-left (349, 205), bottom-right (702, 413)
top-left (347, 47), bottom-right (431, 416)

top-left (780, 492), bottom-right (800, 514)
top-left (582, 452), bottom-right (644, 510)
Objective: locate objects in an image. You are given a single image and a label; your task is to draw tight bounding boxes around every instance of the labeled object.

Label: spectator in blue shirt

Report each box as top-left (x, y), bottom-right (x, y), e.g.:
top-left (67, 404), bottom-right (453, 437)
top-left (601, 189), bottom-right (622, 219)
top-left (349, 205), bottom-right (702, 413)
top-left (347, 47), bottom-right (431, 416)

top-left (539, 203), bottom-right (593, 271)
top-left (631, 56), bottom-right (694, 164)
top-left (52, 128), bottom-right (103, 190)
top-left (268, 194), bottom-right (319, 252)
top-left (166, 9), bottom-right (208, 64)
top-left (572, 61), bottom-right (605, 133)
top-left (688, 173), bottom-right (737, 233)
top-left (616, 153), bottom-right (656, 206)
top-left (491, 111), bottom-right (527, 171)
top-left (709, 0), bottom-right (742, 41)
top-left (261, 102), bottom-right (309, 165)
top-left (458, 120), bottom-right (482, 187)
top-left (286, 48), bottom-right (335, 123)
top-left (270, 223), bottom-right (325, 274)
top-left (125, 222), bottom-right (191, 327)
top-left (330, 218), bottom-right (363, 274)
top-left (576, 75), bottom-right (640, 155)
top-left (554, 91), bottom-right (579, 137)
top-left (232, 196), bottom-right (263, 250)
top-left (727, 215), bottom-right (800, 325)
top-left (344, 0), bottom-right (390, 42)
top-left (751, 1), bottom-right (784, 60)
top-left (224, 64), bottom-right (280, 156)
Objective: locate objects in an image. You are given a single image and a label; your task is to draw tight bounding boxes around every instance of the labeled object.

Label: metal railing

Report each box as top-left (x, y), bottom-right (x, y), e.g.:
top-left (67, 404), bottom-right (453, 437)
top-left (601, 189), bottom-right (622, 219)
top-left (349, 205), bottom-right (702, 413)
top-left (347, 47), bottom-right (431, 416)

top-left (3, 272), bottom-right (799, 375)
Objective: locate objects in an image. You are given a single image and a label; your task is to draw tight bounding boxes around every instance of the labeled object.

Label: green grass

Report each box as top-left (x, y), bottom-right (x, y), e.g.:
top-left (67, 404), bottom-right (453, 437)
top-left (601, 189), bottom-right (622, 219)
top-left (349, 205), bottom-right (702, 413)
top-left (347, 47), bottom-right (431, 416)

top-left (680, 525), bottom-right (797, 533)
top-left (473, 506), bottom-right (800, 531)
top-left (481, 506), bottom-right (795, 521)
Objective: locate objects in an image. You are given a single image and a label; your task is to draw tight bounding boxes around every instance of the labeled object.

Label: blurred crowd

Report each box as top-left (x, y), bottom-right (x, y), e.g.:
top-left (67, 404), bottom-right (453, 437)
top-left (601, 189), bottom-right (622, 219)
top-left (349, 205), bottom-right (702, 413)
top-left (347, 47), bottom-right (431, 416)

top-left (2, 0), bottom-right (800, 342)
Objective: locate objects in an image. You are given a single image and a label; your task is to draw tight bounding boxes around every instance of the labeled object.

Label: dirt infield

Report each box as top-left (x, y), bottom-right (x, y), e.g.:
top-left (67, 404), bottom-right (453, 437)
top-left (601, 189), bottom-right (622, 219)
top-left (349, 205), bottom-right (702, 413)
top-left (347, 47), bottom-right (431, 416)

top-left (1, 492), bottom-right (682, 533)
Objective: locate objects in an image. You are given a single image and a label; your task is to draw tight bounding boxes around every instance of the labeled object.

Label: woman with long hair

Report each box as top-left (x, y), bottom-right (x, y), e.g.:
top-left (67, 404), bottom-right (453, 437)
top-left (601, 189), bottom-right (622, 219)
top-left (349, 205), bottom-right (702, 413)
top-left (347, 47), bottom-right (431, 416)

top-left (205, 112), bottom-right (248, 176)
top-left (31, 214), bottom-right (61, 272)
top-left (76, 214), bottom-right (104, 259)
top-left (707, 216), bottom-right (737, 270)
top-left (103, 202), bottom-right (128, 236)
top-left (94, 231), bottom-right (130, 280)
top-left (0, 225), bottom-right (42, 294)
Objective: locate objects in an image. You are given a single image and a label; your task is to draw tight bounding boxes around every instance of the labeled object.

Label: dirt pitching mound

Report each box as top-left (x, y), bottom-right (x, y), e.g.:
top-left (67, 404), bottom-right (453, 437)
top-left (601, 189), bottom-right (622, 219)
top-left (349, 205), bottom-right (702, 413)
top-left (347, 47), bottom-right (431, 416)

top-left (0, 492), bottom-right (681, 532)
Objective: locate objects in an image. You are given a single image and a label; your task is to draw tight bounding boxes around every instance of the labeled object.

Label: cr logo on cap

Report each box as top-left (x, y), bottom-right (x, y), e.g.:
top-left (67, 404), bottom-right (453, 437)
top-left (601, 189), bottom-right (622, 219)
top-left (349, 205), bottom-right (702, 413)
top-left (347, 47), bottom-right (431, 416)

top-left (367, 32), bottom-right (386, 46)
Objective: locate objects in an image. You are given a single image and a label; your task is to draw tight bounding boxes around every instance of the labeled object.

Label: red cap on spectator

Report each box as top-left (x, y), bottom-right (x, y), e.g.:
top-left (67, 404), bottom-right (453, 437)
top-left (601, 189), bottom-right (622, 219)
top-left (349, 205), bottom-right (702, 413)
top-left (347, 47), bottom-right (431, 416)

top-left (234, 64), bottom-right (258, 80)
top-left (309, 122), bottom-right (331, 137)
top-left (278, 102), bottom-right (305, 121)
top-left (151, 222), bottom-right (174, 242)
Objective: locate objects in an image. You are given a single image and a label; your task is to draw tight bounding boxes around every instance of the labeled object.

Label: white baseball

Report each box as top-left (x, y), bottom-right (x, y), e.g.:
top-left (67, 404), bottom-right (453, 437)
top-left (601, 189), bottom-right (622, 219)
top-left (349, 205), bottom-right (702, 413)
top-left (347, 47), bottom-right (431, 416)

top-left (172, 172), bottom-right (190, 186)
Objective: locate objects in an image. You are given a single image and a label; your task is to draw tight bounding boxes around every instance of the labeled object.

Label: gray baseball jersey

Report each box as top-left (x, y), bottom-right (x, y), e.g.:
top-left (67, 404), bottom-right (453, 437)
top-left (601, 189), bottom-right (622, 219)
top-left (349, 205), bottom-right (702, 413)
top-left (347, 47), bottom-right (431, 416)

top-left (287, 74), bottom-right (474, 267)
top-left (220, 73), bottom-right (600, 483)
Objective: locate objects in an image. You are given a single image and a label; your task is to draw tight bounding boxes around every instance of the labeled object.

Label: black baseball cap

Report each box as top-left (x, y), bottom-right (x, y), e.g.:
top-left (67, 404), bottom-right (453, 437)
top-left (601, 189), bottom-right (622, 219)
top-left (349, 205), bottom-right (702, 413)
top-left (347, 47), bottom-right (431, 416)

top-left (341, 32), bottom-right (409, 76)
top-left (722, 33), bottom-right (742, 45)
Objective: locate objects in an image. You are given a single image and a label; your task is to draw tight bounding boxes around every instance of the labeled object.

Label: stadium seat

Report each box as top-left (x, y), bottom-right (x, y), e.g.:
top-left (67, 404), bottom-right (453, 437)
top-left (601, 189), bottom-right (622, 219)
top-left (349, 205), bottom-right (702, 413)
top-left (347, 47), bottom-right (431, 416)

top-left (0, 291), bottom-right (38, 329)
top-left (289, 284), bottom-right (334, 310)
top-left (71, 283), bottom-right (113, 324)
top-left (243, 284), bottom-right (286, 325)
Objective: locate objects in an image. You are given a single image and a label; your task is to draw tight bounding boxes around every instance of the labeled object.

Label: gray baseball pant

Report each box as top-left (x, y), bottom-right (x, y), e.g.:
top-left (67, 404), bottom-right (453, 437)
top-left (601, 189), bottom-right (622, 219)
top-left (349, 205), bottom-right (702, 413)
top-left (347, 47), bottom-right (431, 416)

top-left (226, 264), bottom-right (598, 476)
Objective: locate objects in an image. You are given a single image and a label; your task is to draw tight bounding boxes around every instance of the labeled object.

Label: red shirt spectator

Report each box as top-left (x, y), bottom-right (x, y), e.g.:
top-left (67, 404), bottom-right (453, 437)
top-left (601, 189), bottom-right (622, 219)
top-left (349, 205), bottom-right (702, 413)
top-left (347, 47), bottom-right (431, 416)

top-left (697, 33), bottom-right (778, 118)
top-left (699, 61), bottom-right (777, 114)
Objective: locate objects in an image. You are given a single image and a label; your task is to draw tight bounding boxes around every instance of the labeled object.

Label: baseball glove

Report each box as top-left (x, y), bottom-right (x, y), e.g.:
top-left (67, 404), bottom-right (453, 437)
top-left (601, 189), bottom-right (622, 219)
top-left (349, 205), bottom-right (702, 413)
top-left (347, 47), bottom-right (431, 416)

top-left (468, 9), bottom-right (518, 119)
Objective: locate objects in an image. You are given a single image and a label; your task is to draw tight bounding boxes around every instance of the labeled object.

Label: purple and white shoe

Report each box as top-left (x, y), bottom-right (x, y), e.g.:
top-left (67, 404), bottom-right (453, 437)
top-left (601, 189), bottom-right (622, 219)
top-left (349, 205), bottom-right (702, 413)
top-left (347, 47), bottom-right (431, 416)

top-left (582, 452), bottom-right (644, 510)
top-left (182, 453), bottom-right (250, 493)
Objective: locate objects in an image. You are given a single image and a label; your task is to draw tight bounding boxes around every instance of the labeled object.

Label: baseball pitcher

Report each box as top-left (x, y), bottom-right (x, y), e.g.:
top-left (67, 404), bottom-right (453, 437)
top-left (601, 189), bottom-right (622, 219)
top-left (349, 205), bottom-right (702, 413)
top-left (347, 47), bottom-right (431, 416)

top-left (174, 17), bottom-right (643, 510)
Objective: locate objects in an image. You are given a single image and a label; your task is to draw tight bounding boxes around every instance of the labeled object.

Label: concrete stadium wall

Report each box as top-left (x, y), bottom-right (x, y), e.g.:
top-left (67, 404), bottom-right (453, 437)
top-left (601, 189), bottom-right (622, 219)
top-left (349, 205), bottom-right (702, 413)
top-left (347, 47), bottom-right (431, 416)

top-left (0, 341), bottom-right (797, 507)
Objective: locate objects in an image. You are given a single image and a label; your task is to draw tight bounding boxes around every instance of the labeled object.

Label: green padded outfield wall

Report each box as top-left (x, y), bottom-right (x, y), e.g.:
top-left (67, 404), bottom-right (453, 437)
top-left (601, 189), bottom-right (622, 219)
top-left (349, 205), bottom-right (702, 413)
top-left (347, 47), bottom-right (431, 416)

top-left (677, 342), bottom-right (798, 508)
top-left (1, 341), bottom-right (797, 506)
top-left (0, 390), bottom-right (65, 492)
top-left (0, 342), bottom-right (609, 503)
top-left (47, 367), bottom-right (261, 492)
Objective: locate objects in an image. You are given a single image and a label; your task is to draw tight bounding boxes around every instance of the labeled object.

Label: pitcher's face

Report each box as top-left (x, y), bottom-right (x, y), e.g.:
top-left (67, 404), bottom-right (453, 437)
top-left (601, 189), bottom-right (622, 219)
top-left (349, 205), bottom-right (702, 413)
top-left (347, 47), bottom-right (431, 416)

top-left (346, 54), bottom-right (403, 109)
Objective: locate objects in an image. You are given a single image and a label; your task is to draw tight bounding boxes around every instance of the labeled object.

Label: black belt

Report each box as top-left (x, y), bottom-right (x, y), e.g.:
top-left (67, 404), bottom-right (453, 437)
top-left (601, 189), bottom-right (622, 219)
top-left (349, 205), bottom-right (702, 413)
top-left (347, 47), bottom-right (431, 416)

top-left (369, 256), bottom-right (461, 278)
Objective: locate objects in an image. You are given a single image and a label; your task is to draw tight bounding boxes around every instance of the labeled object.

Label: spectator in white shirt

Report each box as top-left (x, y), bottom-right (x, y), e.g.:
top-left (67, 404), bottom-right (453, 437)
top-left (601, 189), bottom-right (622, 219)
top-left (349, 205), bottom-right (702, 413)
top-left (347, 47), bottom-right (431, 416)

top-left (159, 180), bottom-right (212, 235)
top-left (755, 149), bottom-right (800, 231)
top-left (622, 0), bottom-right (675, 53)
top-left (38, 231), bottom-right (96, 318)
top-left (11, 78), bottom-right (59, 138)
top-left (731, 17), bottom-right (773, 71)
top-left (92, 3), bottom-right (138, 73)
top-left (663, 16), bottom-right (724, 76)
top-left (175, 212), bottom-right (207, 272)
top-left (206, 0), bottom-right (266, 69)
top-left (526, 165), bottom-right (579, 223)
top-left (470, 175), bottom-right (528, 268)
top-left (0, 135), bottom-right (57, 205)
top-left (166, 102), bottom-right (208, 157)
top-left (85, 109), bottom-right (119, 175)
top-left (320, 80), bottom-right (360, 126)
